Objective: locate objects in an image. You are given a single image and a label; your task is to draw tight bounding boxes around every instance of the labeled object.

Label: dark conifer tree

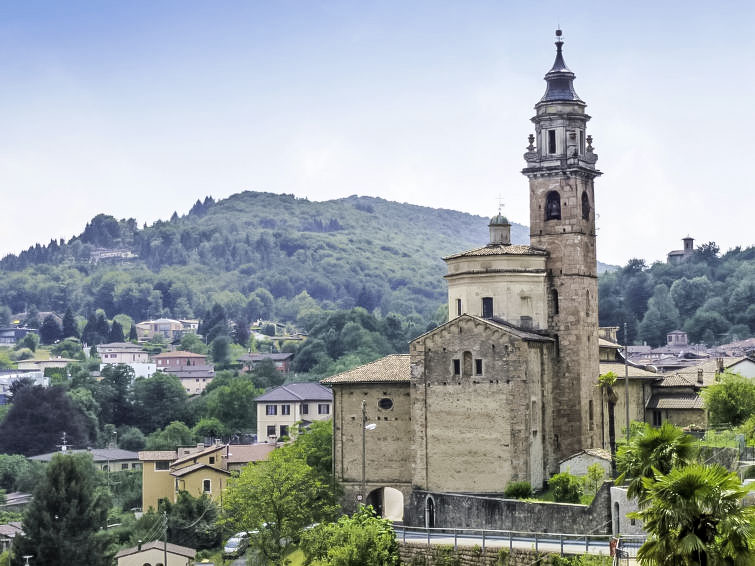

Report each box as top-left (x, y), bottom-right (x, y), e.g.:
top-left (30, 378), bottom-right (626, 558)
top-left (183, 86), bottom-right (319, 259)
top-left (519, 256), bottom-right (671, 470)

top-left (62, 307), bottom-right (79, 339)
top-left (39, 315), bottom-right (62, 345)
top-left (109, 319), bottom-right (125, 343)
top-left (14, 453), bottom-right (111, 565)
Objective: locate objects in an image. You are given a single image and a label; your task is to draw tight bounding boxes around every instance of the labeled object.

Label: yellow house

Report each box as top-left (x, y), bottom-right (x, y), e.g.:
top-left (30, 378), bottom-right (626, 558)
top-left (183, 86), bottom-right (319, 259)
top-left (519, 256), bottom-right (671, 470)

top-left (139, 444), bottom-right (230, 511)
top-left (115, 540), bottom-right (195, 566)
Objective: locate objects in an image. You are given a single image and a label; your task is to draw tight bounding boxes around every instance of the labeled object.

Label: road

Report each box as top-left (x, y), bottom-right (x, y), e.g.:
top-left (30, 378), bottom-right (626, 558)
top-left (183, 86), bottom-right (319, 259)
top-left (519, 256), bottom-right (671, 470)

top-left (394, 526), bottom-right (644, 559)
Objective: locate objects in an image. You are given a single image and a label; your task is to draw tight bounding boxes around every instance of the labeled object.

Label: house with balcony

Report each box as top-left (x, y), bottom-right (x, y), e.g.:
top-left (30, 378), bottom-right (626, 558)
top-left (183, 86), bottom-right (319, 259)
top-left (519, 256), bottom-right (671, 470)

top-left (97, 342), bottom-right (155, 378)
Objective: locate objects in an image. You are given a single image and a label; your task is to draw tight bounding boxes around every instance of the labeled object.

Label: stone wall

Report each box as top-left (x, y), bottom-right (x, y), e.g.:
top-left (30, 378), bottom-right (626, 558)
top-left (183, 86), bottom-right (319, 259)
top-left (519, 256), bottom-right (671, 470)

top-left (410, 317), bottom-right (557, 493)
top-left (405, 481), bottom-right (612, 534)
top-left (398, 542), bottom-right (610, 566)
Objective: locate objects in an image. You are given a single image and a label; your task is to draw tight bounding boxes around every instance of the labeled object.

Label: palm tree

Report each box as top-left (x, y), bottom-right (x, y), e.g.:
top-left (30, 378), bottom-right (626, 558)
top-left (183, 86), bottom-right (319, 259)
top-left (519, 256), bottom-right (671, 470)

top-left (599, 371), bottom-right (619, 478)
top-left (616, 421), bottom-right (696, 500)
top-left (634, 464), bottom-right (755, 566)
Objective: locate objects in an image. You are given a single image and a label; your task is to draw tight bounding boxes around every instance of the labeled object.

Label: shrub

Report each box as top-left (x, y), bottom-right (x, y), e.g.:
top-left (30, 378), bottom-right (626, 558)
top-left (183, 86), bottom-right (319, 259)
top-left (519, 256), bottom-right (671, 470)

top-left (548, 472), bottom-right (583, 503)
top-left (504, 480), bottom-right (533, 499)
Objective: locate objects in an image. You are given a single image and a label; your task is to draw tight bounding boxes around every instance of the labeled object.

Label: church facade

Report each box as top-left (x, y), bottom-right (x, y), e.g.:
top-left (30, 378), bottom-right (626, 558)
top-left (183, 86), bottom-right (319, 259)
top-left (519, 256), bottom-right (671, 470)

top-left (323, 32), bottom-right (604, 526)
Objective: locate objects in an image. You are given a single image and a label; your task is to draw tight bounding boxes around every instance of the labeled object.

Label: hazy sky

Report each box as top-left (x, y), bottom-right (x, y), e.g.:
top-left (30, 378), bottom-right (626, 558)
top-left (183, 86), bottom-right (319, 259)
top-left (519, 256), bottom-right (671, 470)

top-left (1, 1), bottom-right (753, 265)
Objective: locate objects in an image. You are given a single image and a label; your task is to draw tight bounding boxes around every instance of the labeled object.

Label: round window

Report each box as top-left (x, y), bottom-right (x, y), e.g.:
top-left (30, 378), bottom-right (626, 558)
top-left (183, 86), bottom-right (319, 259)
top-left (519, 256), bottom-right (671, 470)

top-left (378, 398), bottom-right (393, 410)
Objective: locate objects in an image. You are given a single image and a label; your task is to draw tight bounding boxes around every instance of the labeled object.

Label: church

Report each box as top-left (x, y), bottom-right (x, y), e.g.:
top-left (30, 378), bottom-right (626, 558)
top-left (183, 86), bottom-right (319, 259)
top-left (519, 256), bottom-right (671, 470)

top-left (322, 31), bottom-right (605, 528)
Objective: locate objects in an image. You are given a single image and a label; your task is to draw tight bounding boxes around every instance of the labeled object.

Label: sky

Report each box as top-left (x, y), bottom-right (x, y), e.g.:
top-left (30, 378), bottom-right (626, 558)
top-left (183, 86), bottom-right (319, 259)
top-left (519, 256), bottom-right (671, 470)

top-left (1, 1), bottom-right (754, 265)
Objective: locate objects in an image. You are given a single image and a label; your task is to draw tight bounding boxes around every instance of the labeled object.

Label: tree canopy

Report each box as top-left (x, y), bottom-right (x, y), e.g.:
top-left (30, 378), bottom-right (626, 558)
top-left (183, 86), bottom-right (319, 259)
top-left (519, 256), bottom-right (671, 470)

top-left (702, 371), bottom-right (755, 427)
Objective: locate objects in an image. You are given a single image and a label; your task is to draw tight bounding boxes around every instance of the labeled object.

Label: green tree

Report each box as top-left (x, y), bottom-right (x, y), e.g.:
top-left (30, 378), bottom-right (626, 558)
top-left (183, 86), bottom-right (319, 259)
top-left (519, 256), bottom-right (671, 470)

top-left (192, 417), bottom-right (229, 439)
top-left (638, 285), bottom-right (680, 347)
top-left (109, 319), bottom-right (125, 342)
top-left (180, 332), bottom-right (208, 354)
top-left (19, 331), bottom-right (39, 352)
top-left (616, 422), bottom-right (696, 500)
top-left (300, 505), bottom-right (400, 566)
top-left (61, 307), bottom-right (79, 339)
top-left (548, 471), bottom-right (583, 503)
top-left (287, 419), bottom-right (334, 481)
top-left (14, 453), bottom-right (111, 565)
top-left (210, 335), bottom-right (232, 368)
top-left (132, 373), bottom-right (188, 433)
top-left (162, 491), bottom-right (221, 550)
top-left (0, 454), bottom-right (46, 493)
top-left (223, 447), bottom-right (339, 565)
top-left (634, 464), bottom-right (755, 566)
top-left (145, 421), bottom-right (194, 450)
top-left (0, 384), bottom-right (93, 456)
top-left (95, 364), bottom-right (134, 427)
top-left (670, 276), bottom-right (712, 319)
top-left (204, 377), bottom-right (261, 433)
top-left (584, 463), bottom-right (606, 496)
top-left (252, 358), bottom-right (285, 389)
top-left (702, 371), bottom-right (755, 426)
top-left (117, 426), bottom-right (146, 451)
top-left (39, 314), bottom-right (62, 345)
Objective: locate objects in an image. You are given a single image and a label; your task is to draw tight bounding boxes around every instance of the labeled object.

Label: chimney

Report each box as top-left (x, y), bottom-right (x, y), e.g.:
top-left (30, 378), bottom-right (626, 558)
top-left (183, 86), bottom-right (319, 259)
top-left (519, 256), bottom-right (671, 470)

top-left (697, 368), bottom-right (704, 385)
top-left (137, 540), bottom-right (142, 551)
top-left (716, 357), bottom-right (724, 374)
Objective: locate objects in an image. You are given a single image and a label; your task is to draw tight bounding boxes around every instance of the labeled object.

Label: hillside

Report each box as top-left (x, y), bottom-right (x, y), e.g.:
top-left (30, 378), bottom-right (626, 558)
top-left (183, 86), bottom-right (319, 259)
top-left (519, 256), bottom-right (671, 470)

top-left (0, 192), bottom-right (529, 324)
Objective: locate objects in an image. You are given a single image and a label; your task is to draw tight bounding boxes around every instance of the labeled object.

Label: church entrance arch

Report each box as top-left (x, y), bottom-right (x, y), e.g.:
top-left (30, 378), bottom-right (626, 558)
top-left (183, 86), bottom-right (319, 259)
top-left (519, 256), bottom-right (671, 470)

top-left (365, 487), bottom-right (404, 521)
top-left (425, 495), bottom-right (436, 529)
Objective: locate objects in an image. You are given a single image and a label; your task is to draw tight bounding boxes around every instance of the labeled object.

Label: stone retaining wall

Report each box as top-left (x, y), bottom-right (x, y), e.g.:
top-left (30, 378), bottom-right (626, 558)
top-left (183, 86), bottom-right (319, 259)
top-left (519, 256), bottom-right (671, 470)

top-left (398, 542), bottom-right (610, 566)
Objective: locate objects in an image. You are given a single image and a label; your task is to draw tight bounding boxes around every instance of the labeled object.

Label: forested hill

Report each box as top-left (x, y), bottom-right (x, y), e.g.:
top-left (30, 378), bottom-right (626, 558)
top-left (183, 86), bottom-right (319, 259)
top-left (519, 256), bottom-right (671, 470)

top-left (0, 192), bottom-right (528, 323)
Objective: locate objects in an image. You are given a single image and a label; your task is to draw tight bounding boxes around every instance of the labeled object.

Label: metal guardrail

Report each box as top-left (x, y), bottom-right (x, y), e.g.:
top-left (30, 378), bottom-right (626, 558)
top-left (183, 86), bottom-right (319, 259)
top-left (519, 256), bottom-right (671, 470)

top-left (393, 524), bottom-right (646, 557)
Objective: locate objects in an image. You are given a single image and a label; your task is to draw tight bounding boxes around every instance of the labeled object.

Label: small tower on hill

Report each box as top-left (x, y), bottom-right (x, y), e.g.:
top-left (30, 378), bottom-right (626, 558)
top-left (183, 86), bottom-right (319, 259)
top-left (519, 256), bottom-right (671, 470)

top-left (522, 29), bottom-right (602, 457)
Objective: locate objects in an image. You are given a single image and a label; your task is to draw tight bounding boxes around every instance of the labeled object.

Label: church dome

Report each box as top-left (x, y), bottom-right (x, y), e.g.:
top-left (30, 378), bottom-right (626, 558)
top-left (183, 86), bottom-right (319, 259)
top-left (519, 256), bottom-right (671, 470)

top-left (489, 213), bottom-right (510, 226)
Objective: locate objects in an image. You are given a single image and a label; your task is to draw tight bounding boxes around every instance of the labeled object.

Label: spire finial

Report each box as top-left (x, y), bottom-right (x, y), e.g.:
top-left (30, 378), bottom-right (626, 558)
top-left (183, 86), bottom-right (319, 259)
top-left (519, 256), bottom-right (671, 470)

top-left (497, 194), bottom-right (505, 215)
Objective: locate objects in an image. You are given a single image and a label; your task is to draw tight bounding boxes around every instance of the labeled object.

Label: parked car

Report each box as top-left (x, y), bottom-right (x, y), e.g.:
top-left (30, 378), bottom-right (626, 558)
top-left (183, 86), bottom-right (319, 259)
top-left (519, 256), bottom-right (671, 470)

top-left (223, 531), bottom-right (250, 558)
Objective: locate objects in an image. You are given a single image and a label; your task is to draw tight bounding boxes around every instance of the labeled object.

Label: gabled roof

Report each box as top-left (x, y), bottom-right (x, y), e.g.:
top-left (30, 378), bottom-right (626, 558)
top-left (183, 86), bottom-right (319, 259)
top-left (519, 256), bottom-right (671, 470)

top-left (29, 448), bottom-right (139, 463)
top-left (255, 382), bottom-right (333, 402)
top-left (321, 354), bottom-right (410, 385)
top-left (115, 540), bottom-right (196, 559)
top-left (646, 393), bottom-right (704, 410)
top-left (138, 450), bottom-right (178, 461)
top-left (170, 462), bottom-right (230, 477)
top-left (560, 448), bottom-right (611, 465)
top-left (239, 353), bottom-right (294, 362)
top-left (599, 362), bottom-right (658, 379)
top-left (171, 444), bottom-right (225, 467)
top-left (153, 350), bottom-right (206, 359)
top-left (443, 243), bottom-right (547, 260)
top-left (412, 314), bottom-right (554, 344)
top-left (226, 443), bottom-right (276, 464)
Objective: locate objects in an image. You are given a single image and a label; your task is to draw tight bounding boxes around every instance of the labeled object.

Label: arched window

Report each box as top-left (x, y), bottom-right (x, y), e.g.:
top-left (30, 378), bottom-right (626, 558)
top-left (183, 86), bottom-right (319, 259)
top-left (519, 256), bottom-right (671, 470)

top-left (581, 191), bottom-right (590, 220)
top-left (545, 191), bottom-right (561, 220)
top-left (586, 290), bottom-right (591, 316)
top-left (551, 289), bottom-right (559, 315)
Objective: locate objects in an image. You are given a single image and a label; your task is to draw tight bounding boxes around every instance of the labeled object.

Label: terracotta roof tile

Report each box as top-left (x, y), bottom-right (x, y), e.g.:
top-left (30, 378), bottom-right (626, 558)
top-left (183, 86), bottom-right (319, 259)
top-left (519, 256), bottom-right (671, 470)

top-left (444, 244), bottom-right (547, 260)
top-left (646, 393), bottom-right (704, 410)
top-left (321, 354), bottom-right (410, 384)
top-left (138, 450), bottom-right (177, 461)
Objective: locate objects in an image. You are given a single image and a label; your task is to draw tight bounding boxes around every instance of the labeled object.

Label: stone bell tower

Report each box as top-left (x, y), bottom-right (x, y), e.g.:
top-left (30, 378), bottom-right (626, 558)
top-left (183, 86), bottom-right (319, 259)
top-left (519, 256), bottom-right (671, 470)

top-left (522, 30), bottom-right (601, 458)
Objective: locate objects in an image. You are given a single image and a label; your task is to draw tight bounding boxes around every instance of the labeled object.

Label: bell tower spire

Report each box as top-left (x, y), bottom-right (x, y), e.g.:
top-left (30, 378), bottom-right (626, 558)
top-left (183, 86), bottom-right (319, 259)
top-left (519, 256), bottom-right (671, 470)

top-left (522, 30), bottom-right (602, 459)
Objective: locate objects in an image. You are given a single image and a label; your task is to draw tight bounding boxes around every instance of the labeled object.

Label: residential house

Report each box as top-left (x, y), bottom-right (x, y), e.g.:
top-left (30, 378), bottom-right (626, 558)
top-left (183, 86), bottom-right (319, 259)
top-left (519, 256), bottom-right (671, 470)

top-left (153, 351), bottom-right (215, 394)
top-left (97, 342), bottom-right (155, 378)
top-left (0, 327), bottom-right (36, 346)
top-left (30, 447), bottom-right (141, 472)
top-left (16, 357), bottom-right (77, 372)
top-left (559, 448), bottom-right (612, 477)
top-left (0, 492), bottom-right (32, 512)
top-left (255, 383), bottom-right (333, 442)
top-left (239, 352), bottom-right (293, 374)
top-left (135, 318), bottom-right (198, 342)
top-left (139, 444), bottom-right (230, 511)
top-left (115, 540), bottom-right (195, 566)
top-left (0, 522), bottom-right (22, 553)
top-left (225, 443), bottom-right (276, 473)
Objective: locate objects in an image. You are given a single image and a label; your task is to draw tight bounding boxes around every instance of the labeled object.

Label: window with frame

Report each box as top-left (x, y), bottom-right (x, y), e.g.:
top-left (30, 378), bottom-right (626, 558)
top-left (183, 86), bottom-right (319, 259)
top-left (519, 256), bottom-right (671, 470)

top-left (652, 410), bottom-right (662, 427)
top-left (280, 425), bottom-right (289, 438)
top-left (121, 463), bottom-right (129, 470)
top-left (209, 456), bottom-right (215, 465)
top-left (155, 461), bottom-right (170, 471)
top-left (548, 129), bottom-right (557, 154)
top-left (267, 425), bottom-right (276, 437)
top-left (581, 191), bottom-right (590, 220)
top-left (453, 359), bottom-right (461, 376)
top-left (475, 359), bottom-right (483, 376)
top-left (203, 479), bottom-right (211, 493)
top-left (318, 403), bottom-right (330, 415)
top-left (301, 403), bottom-right (309, 415)
top-left (281, 404), bottom-right (291, 415)
top-left (456, 298), bottom-right (462, 316)
top-left (266, 404), bottom-right (277, 416)
top-left (481, 297), bottom-right (493, 319)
